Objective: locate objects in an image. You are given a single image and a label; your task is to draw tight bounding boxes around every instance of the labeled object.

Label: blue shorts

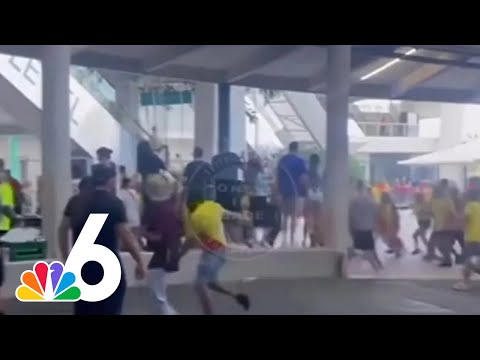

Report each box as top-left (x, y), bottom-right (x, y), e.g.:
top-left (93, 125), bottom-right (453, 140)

top-left (195, 249), bottom-right (226, 285)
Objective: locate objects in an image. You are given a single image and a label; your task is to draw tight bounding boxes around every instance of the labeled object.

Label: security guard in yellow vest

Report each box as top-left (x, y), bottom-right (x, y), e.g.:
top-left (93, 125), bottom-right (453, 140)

top-left (0, 170), bottom-right (14, 234)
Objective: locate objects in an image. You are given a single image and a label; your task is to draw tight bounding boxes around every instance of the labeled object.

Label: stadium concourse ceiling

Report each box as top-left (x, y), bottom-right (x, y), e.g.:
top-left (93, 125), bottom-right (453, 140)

top-left (2, 45), bottom-right (480, 103)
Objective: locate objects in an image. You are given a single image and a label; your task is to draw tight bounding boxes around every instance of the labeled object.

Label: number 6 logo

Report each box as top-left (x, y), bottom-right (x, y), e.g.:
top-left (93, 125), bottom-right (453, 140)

top-left (64, 214), bottom-right (122, 302)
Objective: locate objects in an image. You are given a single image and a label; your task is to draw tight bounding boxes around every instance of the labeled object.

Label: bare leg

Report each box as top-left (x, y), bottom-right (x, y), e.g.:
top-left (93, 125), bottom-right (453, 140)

top-left (290, 215), bottom-right (297, 247)
top-left (419, 228), bottom-right (429, 250)
top-left (364, 251), bottom-right (382, 272)
top-left (453, 261), bottom-right (474, 291)
top-left (412, 228), bottom-right (421, 254)
top-left (195, 283), bottom-right (214, 315)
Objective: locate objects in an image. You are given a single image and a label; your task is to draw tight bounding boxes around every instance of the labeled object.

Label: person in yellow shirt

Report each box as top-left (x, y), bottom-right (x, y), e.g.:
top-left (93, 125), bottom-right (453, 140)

top-left (0, 170), bottom-right (15, 233)
top-left (180, 200), bottom-right (251, 315)
top-left (0, 169), bottom-right (15, 315)
top-left (425, 179), bottom-right (456, 266)
top-left (453, 188), bottom-right (480, 291)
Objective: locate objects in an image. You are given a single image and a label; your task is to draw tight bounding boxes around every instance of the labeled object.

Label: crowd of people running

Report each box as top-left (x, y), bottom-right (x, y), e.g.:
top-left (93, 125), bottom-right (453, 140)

top-left (349, 175), bottom-right (480, 292)
top-left (1, 137), bottom-right (480, 316)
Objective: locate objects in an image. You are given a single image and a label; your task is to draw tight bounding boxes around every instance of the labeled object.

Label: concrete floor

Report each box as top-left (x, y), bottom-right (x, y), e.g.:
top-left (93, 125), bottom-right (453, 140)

top-left (7, 278), bottom-right (480, 315)
top-left (7, 210), bottom-right (479, 315)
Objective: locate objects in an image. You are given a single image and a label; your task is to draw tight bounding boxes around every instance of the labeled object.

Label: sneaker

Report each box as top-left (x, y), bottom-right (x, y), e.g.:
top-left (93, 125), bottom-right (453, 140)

top-left (412, 249), bottom-right (421, 255)
top-left (385, 249), bottom-right (395, 254)
top-left (438, 262), bottom-right (452, 268)
top-left (235, 293), bottom-right (250, 311)
top-left (453, 282), bottom-right (472, 291)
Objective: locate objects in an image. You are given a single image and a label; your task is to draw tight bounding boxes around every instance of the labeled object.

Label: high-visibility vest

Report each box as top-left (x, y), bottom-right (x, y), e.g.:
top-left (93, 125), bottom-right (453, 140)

top-left (0, 182), bottom-right (14, 231)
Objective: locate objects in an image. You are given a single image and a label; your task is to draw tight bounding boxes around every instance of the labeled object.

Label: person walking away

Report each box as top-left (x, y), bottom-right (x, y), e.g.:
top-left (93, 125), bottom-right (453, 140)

top-left (377, 192), bottom-right (404, 257)
top-left (183, 146), bottom-right (214, 206)
top-left (453, 187), bottom-right (480, 291)
top-left (425, 180), bottom-right (456, 267)
top-left (180, 199), bottom-right (251, 315)
top-left (0, 170), bottom-right (15, 236)
top-left (276, 141), bottom-right (308, 246)
top-left (137, 140), bottom-right (167, 204)
top-left (57, 167), bottom-right (147, 315)
top-left (118, 178), bottom-right (143, 250)
top-left (142, 172), bottom-right (183, 315)
top-left (304, 154), bottom-right (324, 248)
top-left (411, 192), bottom-right (432, 255)
top-left (5, 170), bottom-right (23, 215)
top-left (348, 180), bottom-right (383, 271)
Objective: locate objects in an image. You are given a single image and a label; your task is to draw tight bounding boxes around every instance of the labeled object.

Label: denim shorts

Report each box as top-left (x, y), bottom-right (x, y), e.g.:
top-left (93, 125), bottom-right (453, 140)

top-left (195, 249), bottom-right (227, 285)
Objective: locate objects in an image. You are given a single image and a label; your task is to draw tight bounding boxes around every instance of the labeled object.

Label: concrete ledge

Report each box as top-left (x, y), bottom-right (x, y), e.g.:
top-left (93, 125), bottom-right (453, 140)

top-left (2, 248), bottom-right (342, 298)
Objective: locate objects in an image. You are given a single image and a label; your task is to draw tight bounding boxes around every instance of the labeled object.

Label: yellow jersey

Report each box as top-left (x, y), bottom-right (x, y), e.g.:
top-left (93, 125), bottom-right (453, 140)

top-left (465, 201), bottom-right (480, 242)
top-left (0, 182), bottom-right (14, 231)
top-left (414, 202), bottom-right (431, 220)
top-left (431, 198), bottom-right (455, 231)
top-left (190, 201), bottom-right (227, 249)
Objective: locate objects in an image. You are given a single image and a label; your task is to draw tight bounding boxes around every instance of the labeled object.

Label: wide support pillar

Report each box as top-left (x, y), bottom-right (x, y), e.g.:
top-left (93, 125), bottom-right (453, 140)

top-left (324, 45), bottom-right (352, 269)
top-left (194, 82), bottom-right (219, 161)
top-left (41, 45), bottom-right (72, 259)
top-left (218, 84), bottom-right (247, 157)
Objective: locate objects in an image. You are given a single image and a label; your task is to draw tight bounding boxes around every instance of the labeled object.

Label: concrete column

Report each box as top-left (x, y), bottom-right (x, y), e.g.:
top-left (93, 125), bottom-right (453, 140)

top-left (41, 45), bottom-right (72, 258)
top-left (194, 82), bottom-right (218, 161)
top-left (229, 86), bottom-right (247, 157)
top-left (115, 81), bottom-right (139, 175)
top-left (324, 45), bottom-right (351, 257)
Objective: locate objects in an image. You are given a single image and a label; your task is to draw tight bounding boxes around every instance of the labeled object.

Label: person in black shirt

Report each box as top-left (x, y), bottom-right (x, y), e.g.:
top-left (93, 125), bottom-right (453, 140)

top-left (58, 167), bottom-right (146, 315)
top-left (183, 146), bottom-right (214, 206)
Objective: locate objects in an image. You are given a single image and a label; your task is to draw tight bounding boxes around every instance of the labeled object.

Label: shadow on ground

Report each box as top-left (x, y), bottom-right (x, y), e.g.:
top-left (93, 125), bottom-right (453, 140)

top-left (7, 278), bottom-right (480, 315)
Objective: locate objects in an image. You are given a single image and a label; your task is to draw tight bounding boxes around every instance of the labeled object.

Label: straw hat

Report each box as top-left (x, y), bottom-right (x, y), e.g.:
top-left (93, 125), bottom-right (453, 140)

top-left (144, 171), bottom-right (179, 202)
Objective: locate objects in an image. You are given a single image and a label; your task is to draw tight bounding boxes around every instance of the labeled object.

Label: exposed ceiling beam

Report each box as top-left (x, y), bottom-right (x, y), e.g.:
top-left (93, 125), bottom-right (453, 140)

top-left (226, 45), bottom-right (301, 82)
top-left (237, 75), bottom-right (311, 93)
top-left (0, 45), bottom-right (41, 60)
top-left (412, 45), bottom-right (480, 57)
top-left (144, 45), bottom-right (204, 72)
top-left (70, 45), bottom-right (90, 55)
top-left (71, 52), bottom-right (142, 73)
top-left (355, 47), bottom-right (480, 70)
top-left (152, 64), bottom-right (226, 83)
top-left (391, 53), bottom-right (463, 98)
top-left (309, 55), bottom-right (381, 91)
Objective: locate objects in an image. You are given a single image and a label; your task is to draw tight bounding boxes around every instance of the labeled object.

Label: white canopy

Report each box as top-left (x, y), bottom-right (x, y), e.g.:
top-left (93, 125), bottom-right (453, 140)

top-left (398, 141), bottom-right (480, 166)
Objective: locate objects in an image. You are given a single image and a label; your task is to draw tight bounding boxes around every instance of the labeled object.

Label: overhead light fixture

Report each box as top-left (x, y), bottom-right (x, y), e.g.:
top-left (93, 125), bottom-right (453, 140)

top-left (360, 48), bottom-right (417, 81)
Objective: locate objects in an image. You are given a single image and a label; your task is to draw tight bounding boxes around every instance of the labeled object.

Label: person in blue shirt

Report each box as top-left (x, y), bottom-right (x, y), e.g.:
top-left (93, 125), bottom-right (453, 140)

top-left (276, 142), bottom-right (308, 246)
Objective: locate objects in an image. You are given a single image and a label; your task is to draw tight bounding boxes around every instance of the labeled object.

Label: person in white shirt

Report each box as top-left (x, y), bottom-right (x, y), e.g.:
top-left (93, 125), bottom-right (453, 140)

top-left (118, 177), bottom-right (143, 249)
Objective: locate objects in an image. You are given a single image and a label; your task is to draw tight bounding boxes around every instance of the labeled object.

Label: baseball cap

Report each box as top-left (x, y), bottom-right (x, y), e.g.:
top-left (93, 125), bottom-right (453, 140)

top-left (96, 147), bottom-right (113, 156)
top-left (91, 164), bottom-right (117, 186)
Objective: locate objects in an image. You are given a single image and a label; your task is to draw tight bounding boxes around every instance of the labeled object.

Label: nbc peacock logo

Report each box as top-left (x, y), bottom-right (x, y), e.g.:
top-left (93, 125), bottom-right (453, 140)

top-left (16, 261), bottom-right (81, 302)
top-left (15, 214), bottom-right (123, 304)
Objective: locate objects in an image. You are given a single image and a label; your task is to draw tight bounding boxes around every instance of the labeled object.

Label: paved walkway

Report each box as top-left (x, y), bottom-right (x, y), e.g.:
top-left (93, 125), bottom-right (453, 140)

top-left (6, 278), bottom-right (480, 315)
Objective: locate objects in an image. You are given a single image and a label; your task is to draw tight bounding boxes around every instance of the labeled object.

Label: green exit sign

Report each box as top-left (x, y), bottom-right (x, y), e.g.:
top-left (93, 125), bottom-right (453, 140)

top-left (140, 90), bottom-right (193, 106)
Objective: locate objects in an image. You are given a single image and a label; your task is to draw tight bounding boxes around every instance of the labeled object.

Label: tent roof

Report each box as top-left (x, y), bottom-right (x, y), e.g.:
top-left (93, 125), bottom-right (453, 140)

top-left (399, 141), bottom-right (480, 166)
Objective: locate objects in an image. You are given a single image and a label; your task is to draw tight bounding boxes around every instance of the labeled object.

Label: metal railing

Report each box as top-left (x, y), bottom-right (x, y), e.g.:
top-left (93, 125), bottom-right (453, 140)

top-left (357, 121), bottom-right (419, 137)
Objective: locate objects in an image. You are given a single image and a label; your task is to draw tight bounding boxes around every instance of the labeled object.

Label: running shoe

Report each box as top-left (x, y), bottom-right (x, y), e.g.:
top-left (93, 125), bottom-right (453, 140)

top-left (235, 293), bottom-right (251, 311)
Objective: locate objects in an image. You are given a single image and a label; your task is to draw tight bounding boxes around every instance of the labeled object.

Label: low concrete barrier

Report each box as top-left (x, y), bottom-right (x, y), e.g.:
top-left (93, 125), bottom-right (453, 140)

top-left (2, 248), bottom-right (342, 298)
